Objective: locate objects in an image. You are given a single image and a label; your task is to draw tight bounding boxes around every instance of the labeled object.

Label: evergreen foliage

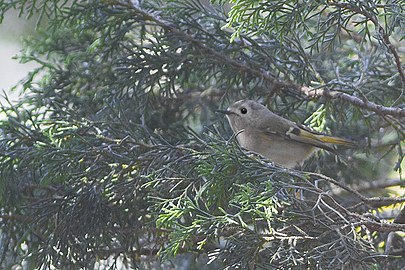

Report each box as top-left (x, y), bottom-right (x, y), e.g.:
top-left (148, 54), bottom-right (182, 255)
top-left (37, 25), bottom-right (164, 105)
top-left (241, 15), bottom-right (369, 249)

top-left (0, 0), bottom-right (404, 269)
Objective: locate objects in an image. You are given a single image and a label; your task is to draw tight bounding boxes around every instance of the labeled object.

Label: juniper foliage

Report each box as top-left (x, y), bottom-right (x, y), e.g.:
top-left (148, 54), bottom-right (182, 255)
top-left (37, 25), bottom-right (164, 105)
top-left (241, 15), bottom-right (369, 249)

top-left (0, 0), bottom-right (404, 269)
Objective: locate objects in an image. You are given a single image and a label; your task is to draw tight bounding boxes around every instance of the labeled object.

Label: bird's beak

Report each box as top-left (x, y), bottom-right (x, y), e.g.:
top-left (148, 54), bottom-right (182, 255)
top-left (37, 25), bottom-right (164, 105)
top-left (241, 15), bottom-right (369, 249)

top-left (216, 109), bottom-right (236, 115)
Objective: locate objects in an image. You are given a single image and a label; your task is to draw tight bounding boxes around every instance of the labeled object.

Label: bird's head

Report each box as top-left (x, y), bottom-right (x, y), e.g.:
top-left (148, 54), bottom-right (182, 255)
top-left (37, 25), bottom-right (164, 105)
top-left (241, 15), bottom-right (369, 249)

top-left (217, 100), bottom-right (269, 132)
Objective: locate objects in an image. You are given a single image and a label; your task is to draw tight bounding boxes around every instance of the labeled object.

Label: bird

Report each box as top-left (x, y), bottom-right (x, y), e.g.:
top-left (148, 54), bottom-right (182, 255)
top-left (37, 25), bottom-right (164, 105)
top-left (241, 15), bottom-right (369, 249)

top-left (217, 100), bottom-right (354, 168)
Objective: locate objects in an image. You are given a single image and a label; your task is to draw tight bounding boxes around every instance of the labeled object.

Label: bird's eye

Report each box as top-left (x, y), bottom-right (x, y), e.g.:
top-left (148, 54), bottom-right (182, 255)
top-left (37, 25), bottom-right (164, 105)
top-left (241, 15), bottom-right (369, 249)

top-left (240, 107), bottom-right (247, 114)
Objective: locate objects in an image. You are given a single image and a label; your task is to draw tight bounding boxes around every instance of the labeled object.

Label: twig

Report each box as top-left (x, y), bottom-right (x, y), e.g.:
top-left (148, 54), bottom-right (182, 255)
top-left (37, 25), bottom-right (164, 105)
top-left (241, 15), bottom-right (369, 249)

top-left (309, 173), bottom-right (405, 208)
top-left (348, 220), bottom-right (405, 233)
top-left (385, 232), bottom-right (405, 256)
top-left (94, 246), bottom-right (160, 259)
top-left (298, 86), bottom-right (405, 117)
top-left (352, 178), bottom-right (404, 193)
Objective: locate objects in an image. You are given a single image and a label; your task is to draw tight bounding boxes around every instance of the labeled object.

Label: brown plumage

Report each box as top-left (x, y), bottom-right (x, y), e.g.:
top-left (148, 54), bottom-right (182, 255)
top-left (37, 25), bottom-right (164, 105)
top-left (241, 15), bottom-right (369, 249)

top-left (218, 100), bottom-right (354, 168)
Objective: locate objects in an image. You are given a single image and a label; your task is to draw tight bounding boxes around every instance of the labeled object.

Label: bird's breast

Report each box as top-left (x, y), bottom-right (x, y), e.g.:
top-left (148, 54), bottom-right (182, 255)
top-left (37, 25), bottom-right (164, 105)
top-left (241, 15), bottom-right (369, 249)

top-left (236, 129), bottom-right (315, 168)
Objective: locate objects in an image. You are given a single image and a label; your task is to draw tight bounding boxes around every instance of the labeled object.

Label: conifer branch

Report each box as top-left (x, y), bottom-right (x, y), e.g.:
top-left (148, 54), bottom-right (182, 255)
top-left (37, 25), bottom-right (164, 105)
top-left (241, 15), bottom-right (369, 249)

top-left (114, 0), bottom-right (405, 118)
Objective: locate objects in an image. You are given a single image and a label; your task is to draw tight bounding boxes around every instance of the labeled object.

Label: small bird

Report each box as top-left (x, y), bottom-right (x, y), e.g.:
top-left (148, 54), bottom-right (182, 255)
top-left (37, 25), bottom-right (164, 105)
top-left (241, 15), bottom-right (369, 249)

top-left (218, 100), bottom-right (354, 168)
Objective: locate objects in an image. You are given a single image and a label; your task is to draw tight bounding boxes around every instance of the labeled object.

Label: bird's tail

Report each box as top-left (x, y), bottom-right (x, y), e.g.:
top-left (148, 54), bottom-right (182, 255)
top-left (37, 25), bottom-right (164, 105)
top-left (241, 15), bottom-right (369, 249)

top-left (317, 135), bottom-right (355, 147)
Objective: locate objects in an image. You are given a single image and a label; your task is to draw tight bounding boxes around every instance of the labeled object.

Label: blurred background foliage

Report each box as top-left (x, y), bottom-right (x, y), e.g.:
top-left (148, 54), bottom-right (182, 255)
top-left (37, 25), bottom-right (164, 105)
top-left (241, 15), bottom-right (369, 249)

top-left (0, 0), bottom-right (404, 269)
top-left (0, 9), bottom-right (38, 99)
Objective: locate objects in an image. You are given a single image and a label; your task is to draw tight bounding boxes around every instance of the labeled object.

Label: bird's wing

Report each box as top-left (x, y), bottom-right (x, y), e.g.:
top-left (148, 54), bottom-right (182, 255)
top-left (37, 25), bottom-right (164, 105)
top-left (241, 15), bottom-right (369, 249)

top-left (262, 116), bottom-right (354, 152)
top-left (294, 124), bottom-right (355, 147)
top-left (284, 125), bottom-right (336, 152)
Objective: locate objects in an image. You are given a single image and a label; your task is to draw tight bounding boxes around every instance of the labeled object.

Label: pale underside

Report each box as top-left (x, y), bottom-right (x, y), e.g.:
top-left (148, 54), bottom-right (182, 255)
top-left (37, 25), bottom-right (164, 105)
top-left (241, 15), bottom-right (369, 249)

top-left (236, 129), bottom-right (316, 168)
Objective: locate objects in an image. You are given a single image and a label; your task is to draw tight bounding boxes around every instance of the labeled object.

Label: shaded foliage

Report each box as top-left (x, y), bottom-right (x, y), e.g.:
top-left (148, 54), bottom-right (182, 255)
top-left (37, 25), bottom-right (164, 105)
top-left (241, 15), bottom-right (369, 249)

top-left (0, 0), bottom-right (404, 269)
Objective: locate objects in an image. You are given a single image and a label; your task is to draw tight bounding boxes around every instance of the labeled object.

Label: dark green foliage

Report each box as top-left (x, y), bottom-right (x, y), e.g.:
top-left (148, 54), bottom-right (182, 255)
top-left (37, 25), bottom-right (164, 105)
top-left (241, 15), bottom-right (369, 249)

top-left (0, 0), bottom-right (404, 269)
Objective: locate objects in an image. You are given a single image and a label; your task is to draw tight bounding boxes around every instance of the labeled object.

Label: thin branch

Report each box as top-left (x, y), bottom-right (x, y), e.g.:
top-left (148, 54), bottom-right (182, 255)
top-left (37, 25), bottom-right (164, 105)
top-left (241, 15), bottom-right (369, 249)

top-left (352, 178), bottom-right (404, 193)
top-left (309, 173), bottom-right (405, 208)
top-left (346, 220), bottom-right (405, 233)
top-left (385, 232), bottom-right (405, 255)
top-left (298, 86), bottom-right (405, 117)
top-left (94, 246), bottom-right (160, 259)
